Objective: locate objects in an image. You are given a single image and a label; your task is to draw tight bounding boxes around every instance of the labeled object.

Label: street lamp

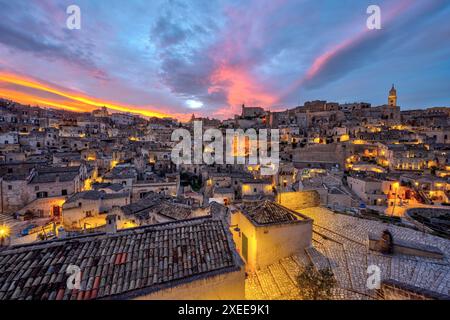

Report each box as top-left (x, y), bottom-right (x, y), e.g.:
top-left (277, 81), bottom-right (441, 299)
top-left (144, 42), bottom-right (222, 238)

top-left (0, 224), bottom-right (11, 246)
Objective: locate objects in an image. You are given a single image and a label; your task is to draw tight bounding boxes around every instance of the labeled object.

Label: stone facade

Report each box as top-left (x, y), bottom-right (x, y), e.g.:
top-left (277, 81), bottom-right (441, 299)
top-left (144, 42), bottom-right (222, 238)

top-left (277, 190), bottom-right (320, 211)
top-left (134, 269), bottom-right (245, 300)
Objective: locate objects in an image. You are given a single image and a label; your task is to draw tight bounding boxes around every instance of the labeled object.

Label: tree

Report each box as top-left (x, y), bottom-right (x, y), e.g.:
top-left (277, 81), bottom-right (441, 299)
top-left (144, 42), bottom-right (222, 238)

top-left (430, 166), bottom-right (437, 176)
top-left (297, 265), bottom-right (337, 300)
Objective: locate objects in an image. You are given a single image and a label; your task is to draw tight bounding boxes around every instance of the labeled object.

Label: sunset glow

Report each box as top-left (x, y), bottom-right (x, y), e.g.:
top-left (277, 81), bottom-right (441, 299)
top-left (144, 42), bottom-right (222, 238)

top-left (0, 72), bottom-right (171, 118)
top-left (0, 0), bottom-right (449, 118)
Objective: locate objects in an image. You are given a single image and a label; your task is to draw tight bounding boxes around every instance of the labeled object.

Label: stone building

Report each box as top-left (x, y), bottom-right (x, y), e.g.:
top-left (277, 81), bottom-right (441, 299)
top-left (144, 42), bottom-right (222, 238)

top-left (62, 190), bottom-right (130, 230)
top-left (0, 165), bottom-right (86, 215)
top-left (347, 175), bottom-right (388, 206)
top-left (231, 201), bottom-right (313, 272)
top-left (383, 143), bottom-right (431, 171)
top-left (241, 179), bottom-right (275, 201)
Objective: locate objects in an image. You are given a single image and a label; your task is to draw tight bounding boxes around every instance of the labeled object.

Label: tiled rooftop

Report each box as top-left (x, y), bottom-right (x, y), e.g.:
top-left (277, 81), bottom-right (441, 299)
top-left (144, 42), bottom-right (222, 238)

top-left (64, 190), bottom-right (128, 204)
top-left (30, 172), bottom-right (79, 184)
top-left (92, 183), bottom-right (126, 192)
top-left (121, 194), bottom-right (193, 221)
top-left (104, 167), bottom-right (137, 180)
top-left (240, 201), bottom-right (310, 226)
top-left (0, 217), bottom-right (241, 300)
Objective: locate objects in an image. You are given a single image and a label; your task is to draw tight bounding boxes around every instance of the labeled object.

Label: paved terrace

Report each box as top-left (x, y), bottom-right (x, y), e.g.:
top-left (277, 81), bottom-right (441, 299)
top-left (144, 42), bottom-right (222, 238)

top-left (245, 207), bottom-right (450, 300)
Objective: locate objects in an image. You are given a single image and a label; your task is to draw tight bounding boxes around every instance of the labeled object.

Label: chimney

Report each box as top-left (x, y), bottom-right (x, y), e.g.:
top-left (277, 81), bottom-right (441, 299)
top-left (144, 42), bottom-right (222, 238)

top-left (106, 214), bottom-right (117, 234)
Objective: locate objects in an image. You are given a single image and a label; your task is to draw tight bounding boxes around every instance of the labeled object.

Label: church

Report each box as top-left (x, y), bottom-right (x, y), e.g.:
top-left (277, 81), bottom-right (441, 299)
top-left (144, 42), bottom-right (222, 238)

top-left (354, 85), bottom-right (401, 124)
top-left (388, 84), bottom-right (397, 107)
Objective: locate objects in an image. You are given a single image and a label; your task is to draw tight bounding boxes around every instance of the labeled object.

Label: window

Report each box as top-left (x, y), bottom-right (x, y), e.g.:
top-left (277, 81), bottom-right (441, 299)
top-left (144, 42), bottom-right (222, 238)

top-left (253, 188), bottom-right (257, 193)
top-left (8, 185), bottom-right (12, 190)
top-left (62, 189), bottom-right (67, 196)
top-left (36, 192), bottom-right (48, 199)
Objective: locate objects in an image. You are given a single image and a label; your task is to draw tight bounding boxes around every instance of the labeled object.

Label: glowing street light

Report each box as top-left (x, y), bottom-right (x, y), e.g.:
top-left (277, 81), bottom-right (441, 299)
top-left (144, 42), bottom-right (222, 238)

top-left (0, 224), bottom-right (11, 246)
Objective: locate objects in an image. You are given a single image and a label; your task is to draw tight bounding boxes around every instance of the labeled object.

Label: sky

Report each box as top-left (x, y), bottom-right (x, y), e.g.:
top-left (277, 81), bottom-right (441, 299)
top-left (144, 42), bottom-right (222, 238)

top-left (0, 0), bottom-right (449, 120)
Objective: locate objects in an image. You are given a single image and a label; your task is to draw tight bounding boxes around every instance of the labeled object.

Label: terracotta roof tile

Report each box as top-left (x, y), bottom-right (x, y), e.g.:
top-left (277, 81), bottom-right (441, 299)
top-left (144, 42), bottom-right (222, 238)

top-left (0, 217), bottom-right (241, 300)
top-left (240, 201), bottom-right (309, 226)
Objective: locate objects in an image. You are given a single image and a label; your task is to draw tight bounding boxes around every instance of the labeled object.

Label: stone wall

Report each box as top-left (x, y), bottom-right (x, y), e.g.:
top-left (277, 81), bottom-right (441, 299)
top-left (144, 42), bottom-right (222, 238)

top-left (369, 232), bottom-right (444, 259)
top-left (277, 190), bottom-right (320, 211)
top-left (254, 221), bottom-right (312, 270)
top-left (379, 280), bottom-right (450, 300)
top-left (133, 268), bottom-right (245, 300)
top-left (293, 143), bottom-right (346, 167)
top-left (1, 179), bottom-right (29, 214)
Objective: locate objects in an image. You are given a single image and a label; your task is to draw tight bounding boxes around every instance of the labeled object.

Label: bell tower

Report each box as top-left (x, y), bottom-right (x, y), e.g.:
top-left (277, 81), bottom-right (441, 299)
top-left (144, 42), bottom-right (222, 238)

top-left (388, 84), bottom-right (397, 107)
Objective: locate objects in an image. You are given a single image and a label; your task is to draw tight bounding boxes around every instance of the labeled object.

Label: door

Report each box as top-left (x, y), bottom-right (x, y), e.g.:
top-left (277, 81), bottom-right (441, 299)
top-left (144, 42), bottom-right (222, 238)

top-left (52, 206), bottom-right (61, 218)
top-left (242, 233), bottom-right (248, 262)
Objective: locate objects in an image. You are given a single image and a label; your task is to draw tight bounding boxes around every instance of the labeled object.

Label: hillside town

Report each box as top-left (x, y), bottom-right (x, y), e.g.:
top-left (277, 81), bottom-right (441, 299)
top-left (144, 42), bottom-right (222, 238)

top-left (0, 86), bottom-right (450, 300)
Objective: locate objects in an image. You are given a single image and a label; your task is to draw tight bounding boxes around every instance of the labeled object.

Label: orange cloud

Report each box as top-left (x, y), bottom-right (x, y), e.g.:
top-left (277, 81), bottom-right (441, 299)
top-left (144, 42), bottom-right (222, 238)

top-left (0, 72), bottom-right (179, 119)
top-left (209, 64), bottom-right (276, 118)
